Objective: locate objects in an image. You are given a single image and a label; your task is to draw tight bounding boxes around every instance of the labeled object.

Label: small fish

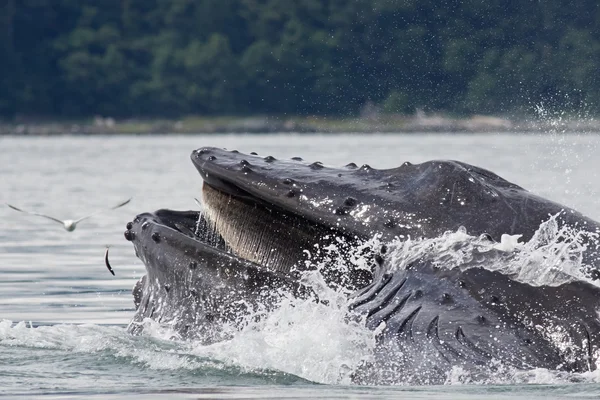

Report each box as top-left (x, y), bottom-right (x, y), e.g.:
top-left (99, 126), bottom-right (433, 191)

top-left (104, 247), bottom-right (115, 276)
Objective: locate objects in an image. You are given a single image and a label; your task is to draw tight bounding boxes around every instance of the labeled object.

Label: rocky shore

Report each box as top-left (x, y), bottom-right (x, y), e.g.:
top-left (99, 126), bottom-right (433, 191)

top-left (2, 114), bottom-right (600, 135)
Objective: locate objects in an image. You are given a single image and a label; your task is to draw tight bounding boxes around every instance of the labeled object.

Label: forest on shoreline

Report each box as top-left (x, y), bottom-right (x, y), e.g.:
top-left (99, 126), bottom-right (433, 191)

top-left (2, 1), bottom-right (599, 120)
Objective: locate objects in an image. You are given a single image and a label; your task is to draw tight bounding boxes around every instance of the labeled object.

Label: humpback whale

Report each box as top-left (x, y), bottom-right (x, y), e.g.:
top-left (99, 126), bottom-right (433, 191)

top-left (124, 147), bottom-right (600, 384)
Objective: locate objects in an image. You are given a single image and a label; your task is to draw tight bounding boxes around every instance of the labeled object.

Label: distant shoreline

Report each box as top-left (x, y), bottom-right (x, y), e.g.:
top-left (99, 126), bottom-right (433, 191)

top-left (2, 114), bottom-right (600, 135)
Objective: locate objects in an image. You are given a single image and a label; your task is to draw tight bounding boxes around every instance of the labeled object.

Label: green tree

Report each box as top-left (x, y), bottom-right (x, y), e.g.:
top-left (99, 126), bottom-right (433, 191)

top-left (2, 0), bottom-right (600, 119)
top-left (182, 34), bottom-right (243, 113)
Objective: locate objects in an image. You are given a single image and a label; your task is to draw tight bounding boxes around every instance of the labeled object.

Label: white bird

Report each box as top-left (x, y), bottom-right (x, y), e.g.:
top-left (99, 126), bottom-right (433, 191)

top-left (6, 198), bottom-right (132, 231)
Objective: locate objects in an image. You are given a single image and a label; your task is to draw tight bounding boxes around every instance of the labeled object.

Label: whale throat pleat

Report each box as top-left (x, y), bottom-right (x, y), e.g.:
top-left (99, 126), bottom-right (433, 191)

top-left (201, 183), bottom-right (320, 273)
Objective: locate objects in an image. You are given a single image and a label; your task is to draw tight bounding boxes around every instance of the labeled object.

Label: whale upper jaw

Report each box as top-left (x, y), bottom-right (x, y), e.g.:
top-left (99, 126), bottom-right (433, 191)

top-left (190, 147), bottom-right (595, 244)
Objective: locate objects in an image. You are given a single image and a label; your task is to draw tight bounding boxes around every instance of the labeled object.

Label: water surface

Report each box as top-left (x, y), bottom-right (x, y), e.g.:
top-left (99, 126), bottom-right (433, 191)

top-left (2, 133), bottom-right (600, 398)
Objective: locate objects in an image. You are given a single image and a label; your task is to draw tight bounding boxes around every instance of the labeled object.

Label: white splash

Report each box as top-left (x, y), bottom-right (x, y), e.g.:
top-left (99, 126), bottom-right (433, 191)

top-left (0, 320), bottom-right (200, 371)
top-left (385, 213), bottom-right (599, 287)
top-left (493, 234), bottom-right (523, 252)
top-left (176, 214), bottom-right (600, 384)
top-left (188, 290), bottom-right (377, 384)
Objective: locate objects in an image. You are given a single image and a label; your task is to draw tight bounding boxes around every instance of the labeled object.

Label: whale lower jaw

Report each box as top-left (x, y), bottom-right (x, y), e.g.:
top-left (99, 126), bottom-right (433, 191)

top-left (126, 209), bottom-right (311, 343)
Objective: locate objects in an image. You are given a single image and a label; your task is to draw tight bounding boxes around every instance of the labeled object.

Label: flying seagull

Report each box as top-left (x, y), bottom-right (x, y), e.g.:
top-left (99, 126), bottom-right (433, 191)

top-left (6, 198), bottom-right (132, 231)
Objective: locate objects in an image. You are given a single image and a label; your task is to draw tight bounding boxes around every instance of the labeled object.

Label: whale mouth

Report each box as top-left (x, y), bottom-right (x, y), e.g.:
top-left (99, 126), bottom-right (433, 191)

top-left (197, 181), bottom-right (373, 290)
top-left (125, 171), bottom-right (374, 309)
top-left (200, 182), bottom-right (322, 275)
top-left (123, 160), bottom-right (375, 339)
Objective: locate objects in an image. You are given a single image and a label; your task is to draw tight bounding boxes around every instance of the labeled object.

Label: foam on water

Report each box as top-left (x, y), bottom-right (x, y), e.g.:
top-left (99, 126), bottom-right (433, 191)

top-left (0, 319), bottom-right (308, 397)
top-left (0, 320), bottom-right (194, 371)
top-left (3, 317), bottom-right (600, 390)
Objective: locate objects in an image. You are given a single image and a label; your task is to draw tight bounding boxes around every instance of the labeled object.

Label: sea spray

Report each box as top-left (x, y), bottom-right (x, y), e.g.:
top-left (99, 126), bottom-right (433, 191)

top-left (189, 286), bottom-right (377, 385)
top-left (384, 213), bottom-right (599, 287)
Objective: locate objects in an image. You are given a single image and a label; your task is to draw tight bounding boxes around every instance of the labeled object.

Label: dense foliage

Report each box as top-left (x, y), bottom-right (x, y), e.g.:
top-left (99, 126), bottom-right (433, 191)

top-left (2, 0), bottom-right (600, 118)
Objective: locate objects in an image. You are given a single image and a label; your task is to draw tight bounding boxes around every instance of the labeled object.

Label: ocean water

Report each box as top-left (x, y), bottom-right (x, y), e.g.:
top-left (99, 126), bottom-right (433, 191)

top-left (1, 132), bottom-right (600, 399)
